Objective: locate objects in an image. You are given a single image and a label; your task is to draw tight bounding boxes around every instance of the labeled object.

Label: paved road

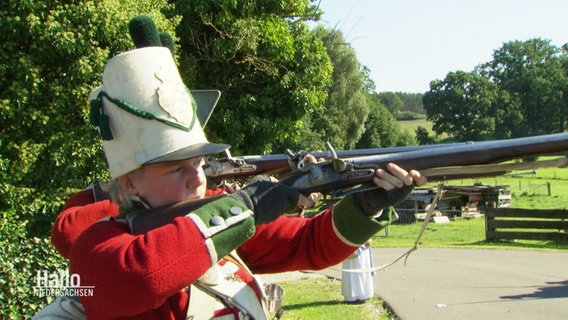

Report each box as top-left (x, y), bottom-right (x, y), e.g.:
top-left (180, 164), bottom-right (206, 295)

top-left (320, 248), bottom-right (568, 320)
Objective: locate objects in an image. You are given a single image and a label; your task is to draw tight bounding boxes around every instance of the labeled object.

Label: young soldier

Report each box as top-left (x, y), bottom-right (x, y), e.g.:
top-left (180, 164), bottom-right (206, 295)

top-left (36, 17), bottom-right (426, 319)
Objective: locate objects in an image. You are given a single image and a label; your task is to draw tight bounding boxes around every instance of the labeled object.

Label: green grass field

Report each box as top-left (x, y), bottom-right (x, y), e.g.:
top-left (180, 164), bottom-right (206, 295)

top-left (277, 277), bottom-right (394, 320)
top-left (397, 116), bottom-right (451, 140)
top-left (377, 164), bottom-right (568, 250)
top-left (397, 116), bottom-right (433, 133)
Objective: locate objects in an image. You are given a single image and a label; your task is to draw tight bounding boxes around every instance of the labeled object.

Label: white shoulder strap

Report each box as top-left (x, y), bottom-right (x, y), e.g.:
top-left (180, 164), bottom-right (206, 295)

top-left (33, 295), bottom-right (86, 320)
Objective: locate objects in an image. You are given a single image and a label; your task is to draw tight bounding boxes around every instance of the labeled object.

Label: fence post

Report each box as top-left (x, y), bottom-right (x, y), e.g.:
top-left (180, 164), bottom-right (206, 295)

top-left (484, 208), bottom-right (495, 241)
top-left (547, 182), bottom-right (551, 196)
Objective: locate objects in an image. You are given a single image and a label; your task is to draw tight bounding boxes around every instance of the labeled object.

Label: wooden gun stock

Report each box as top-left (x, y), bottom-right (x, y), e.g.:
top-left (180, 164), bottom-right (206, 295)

top-left (126, 195), bottom-right (224, 235)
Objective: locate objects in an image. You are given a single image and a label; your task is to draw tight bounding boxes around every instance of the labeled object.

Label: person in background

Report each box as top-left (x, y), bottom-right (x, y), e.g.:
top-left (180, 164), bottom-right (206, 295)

top-left (35, 16), bottom-right (427, 319)
top-left (342, 237), bottom-right (376, 304)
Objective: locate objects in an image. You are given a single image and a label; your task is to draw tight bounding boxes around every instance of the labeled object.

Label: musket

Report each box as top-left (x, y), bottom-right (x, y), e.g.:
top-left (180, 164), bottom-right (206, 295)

top-left (204, 141), bottom-right (499, 181)
top-left (128, 133), bottom-right (568, 234)
top-left (279, 133), bottom-right (568, 195)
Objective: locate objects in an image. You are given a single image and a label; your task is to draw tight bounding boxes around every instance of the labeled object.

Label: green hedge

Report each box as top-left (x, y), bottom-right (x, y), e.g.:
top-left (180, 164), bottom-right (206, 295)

top-left (0, 206), bottom-right (67, 318)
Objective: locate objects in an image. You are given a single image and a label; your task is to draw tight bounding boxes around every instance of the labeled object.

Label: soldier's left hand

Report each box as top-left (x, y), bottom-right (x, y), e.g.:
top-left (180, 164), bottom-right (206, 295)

top-left (355, 163), bottom-right (427, 216)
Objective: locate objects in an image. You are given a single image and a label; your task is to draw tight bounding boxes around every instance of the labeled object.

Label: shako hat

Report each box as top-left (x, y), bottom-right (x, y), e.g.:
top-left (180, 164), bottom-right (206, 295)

top-left (89, 16), bottom-right (229, 179)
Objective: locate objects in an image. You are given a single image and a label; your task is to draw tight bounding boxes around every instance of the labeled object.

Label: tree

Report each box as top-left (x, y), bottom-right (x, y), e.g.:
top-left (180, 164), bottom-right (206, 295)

top-left (423, 38), bottom-right (567, 141)
top-left (378, 91), bottom-right (424, 120)
top-left (562, 44), bottom-right (568, 132)
top-left (361, 65), bottom-right (377, 94)
top-left (0, 1), bottom-right (175, 316)
top-left (378, 92), bottom-right (404, 114)
top-left (397, 92), bottom-right (425, 114)
top-left (168, 0), bottom-right (331, 155)
top-left (355, 69), bottom-right (413, 149)
top-left (480, 38), bottom-right (568, 137)
top-left (423, 70), bottom-right (498, 141)
top-left (415, 126), bottom-right (436, 145)
top-left (491, 90), bottom-right (524, 139)
top-left (291, 26), bottom-right (369, 151)
top-left (0, 0), bottom-right (334, 211)
top-left (356, 94), bottom-right (413, 148)
top-left (0, 0), bottom-right (176, 220)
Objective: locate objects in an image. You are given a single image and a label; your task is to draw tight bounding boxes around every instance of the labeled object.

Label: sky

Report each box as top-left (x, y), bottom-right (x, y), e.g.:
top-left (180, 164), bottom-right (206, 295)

top-left (316, 0), bottom-right (568, 93)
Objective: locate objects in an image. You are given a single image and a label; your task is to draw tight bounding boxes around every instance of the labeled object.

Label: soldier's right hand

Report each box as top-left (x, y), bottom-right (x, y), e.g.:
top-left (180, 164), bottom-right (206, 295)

top-left (230, 175), bottom-right (314, 225)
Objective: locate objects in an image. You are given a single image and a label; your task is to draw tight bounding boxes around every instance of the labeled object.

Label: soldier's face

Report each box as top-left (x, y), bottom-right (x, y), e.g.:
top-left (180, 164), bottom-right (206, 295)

top-left (122, 157), bottom-right (207, 207)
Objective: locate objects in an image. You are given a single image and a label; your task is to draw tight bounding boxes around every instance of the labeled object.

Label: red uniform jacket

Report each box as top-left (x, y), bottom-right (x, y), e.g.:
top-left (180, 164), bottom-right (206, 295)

top-left (53, 188), bottom-right (385, 319)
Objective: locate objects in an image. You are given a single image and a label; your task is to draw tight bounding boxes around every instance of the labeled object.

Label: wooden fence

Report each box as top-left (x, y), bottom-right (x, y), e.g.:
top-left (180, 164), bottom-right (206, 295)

top-left (485, 208), bottom-right (568, 241)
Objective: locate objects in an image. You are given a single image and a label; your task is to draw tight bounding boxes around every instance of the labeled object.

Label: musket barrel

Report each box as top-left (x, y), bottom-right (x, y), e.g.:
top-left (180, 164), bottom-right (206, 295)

top-left (346, 133), bottom-right (568, 171)
top-left (285, 133), bottom-right (568, 194)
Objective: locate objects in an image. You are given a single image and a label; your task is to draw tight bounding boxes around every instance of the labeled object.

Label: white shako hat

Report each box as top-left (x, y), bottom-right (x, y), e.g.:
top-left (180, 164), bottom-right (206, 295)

top-left (89, 46), bottom-right (229, 179)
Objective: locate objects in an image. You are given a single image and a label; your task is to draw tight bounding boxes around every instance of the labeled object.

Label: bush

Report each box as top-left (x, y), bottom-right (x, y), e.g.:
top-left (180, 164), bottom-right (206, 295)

top-left (0, 208), bottom-right (67, 318)
top-left (0, 2), bottom-right (173, 316)
top-left (394, 111), bottom-right (421, 121)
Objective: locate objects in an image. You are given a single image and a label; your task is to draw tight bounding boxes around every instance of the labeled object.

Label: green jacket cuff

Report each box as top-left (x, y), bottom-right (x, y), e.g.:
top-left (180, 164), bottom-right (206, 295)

top-left (187, 197), bottom-right (255, 263)
top-left (332, 194), bottom-right (393, 245)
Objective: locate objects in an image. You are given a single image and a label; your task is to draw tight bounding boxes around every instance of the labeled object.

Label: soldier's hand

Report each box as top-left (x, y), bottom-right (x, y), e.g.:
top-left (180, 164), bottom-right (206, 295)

top-left (230, 175), bottom-right (314, 225)
top-left (355, 163), bottom-right (427, 216)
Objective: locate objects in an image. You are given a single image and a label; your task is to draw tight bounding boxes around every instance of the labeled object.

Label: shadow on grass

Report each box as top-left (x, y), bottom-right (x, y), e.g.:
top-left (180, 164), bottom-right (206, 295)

top-left (283, 300), bottom-right (342, 311)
